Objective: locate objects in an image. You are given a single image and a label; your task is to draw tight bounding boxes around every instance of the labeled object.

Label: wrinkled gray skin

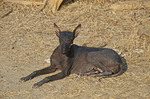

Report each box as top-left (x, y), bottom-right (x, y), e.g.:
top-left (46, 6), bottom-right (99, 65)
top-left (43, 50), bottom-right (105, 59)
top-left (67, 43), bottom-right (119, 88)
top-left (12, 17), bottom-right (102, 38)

top-left (20, 23), bottom-right (123, 88)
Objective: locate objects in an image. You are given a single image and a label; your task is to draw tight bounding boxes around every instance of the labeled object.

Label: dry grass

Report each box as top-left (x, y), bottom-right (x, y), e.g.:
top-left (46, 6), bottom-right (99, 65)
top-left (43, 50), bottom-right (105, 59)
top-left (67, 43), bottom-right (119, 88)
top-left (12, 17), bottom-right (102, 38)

top-left (0, 0), bottom-right (150, 99)
top-left (3, 0), bottom-right (44, 5)
top-left (110, 0), bottom-right (150, 10)
top-left (3, 0), bottom-right (150, 13)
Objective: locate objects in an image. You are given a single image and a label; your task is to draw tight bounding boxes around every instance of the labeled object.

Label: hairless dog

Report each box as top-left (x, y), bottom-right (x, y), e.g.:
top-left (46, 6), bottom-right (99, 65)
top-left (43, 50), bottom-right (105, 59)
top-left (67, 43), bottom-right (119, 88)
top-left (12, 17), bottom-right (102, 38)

top-left (20, 23), bottom-right (123, 88)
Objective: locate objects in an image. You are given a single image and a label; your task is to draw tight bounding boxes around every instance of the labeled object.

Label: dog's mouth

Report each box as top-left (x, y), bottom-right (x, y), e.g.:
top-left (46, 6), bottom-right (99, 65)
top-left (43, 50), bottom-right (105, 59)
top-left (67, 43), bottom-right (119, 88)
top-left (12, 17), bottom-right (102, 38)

top-left (61, 44), bottom-right (70, 54)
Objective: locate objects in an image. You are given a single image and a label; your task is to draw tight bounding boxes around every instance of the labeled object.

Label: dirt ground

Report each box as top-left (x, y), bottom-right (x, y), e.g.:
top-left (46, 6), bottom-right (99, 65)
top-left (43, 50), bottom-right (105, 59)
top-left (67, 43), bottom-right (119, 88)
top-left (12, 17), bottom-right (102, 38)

top-left (0, 0), bottom-right (150, 99)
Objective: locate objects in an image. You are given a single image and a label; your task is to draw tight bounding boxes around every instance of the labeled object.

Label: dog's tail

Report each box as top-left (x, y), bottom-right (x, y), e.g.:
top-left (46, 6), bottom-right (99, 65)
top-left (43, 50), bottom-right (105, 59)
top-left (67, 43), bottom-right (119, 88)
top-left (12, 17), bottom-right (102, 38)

top-left (100, 63), bottom-right (124, 80)
top-left (110, 63), bottom-right (124, 77)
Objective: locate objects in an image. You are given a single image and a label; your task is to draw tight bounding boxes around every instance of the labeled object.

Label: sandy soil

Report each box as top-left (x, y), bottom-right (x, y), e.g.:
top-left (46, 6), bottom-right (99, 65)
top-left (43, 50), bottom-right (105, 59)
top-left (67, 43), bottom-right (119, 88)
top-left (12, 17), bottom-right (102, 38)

top-left (0, 0), bottom-right (150, 99)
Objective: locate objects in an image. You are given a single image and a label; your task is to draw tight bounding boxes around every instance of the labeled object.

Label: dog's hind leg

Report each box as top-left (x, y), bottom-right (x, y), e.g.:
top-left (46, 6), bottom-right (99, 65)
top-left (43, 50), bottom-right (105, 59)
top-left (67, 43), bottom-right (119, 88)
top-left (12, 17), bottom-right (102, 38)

top-left (87, 53), bottom-right (112, 77)
top-left (88, 63), bottom-right (112, 77)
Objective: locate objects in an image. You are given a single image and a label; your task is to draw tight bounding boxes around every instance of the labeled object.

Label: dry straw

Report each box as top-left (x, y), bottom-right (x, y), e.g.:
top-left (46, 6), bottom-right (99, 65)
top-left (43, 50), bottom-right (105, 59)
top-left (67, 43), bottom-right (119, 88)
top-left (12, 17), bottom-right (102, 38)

top-left (3, 0), bottom-right (44, 5)
top-left (3, 0), bottom-right (150, 13)
top-left (110, 1), bottom-right (150, 10)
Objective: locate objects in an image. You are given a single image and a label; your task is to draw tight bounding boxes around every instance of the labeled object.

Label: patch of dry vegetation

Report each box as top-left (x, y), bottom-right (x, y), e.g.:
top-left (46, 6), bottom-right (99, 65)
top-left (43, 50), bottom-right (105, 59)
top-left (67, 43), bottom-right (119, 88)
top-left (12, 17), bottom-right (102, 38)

top-left (0, 0), bottom-right (150, 99)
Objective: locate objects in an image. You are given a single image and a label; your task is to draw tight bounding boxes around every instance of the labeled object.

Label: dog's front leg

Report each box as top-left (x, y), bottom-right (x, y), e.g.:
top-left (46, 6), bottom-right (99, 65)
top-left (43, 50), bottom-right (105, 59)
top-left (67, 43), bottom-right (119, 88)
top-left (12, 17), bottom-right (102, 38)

top-left (32, 70), bottom-right (68, 88)
top-left (33, 58), bottom-right (72, 88)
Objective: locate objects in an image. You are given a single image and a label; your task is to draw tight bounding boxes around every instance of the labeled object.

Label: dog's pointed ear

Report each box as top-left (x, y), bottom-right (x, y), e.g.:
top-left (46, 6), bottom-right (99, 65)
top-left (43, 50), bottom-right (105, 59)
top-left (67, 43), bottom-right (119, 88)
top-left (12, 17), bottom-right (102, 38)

top-left (54, 23), bottom-right (61, 37)
top-left (73, 24), bottom-right (81, 38)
